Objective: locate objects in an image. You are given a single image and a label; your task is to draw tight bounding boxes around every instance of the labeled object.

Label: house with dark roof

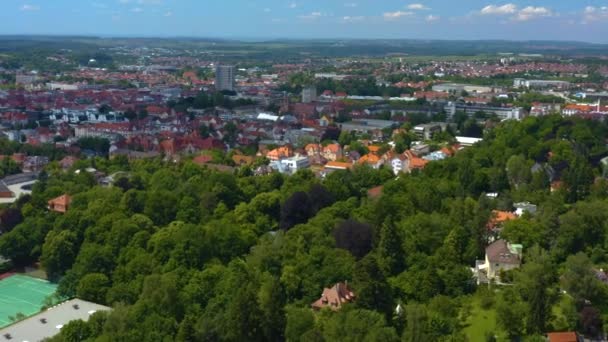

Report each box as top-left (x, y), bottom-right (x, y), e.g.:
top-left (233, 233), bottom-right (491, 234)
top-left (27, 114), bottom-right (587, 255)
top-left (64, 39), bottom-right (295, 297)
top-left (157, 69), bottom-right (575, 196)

top-left (485, 240), bottom-right (522, 280)
top-left (473, 239), bottom-right (522, 284)
top-left (311, 282), bottom-right (356, 311)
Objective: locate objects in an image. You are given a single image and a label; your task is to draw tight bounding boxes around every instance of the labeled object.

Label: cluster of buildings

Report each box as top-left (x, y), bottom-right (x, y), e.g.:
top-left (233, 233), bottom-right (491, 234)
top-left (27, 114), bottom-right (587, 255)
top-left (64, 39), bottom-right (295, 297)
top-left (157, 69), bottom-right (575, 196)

top-left (1, 52), bottom-right (607, 190)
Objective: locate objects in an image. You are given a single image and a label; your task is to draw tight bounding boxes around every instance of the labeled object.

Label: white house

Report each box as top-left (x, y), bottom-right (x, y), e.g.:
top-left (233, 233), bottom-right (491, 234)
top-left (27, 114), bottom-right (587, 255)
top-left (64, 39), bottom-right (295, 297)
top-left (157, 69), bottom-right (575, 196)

top-left (474, 239), bottom-right (522, 284)
top-left (391, 155), bottom-right (407, 175)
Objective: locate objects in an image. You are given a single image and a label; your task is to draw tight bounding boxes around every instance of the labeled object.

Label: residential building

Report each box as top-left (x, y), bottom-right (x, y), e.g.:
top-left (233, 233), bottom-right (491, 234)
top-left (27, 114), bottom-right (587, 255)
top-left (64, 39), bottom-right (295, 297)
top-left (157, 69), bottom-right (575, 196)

top-left (232, 154), bottom-right (254, 166)
top-left (530, 102), bottom-right (561, 117)
top-left (487, 210), bottom-right (517, 233)
top-left (279, 156), bottom-right (310, 174)
top-left (319, 115), bottom-right (331, 127)
top-left (59, 156), bottom-right (79, 170)
top-left (391, 154), bottom-right (407, 175)
top-left (358, 153), bottom-right (383, 169)
top-left (413, 123), bottom-right (443, 140)
top-left (322, 144), bottom-right (342, 161)
top-left (546, 332), bottom-right (583, 342)
top-left (403, 150), bottom-right (428, 173)
top-left (266, 146), bottom-right (293, 161)
top-left (474, 239), bottom-right (523, 284)
top-left (305, 143), bottom-right (322, 157)
top-left (215, 65), bottom-right (235, 92)
top-left (513, 202), bottom-right (537, 217)
top-left (562, 103), bottom-right (608, 116)
top-left (48, 194), bottom-right (72, 214)
top-left (323, 161), bottom-right (353, 173)
top-left (311, 282), bottom-right (356, 311)
top-left (23, 156), bottom-right (50, 172)
top-left (15, 73), bottom-right (38, 86)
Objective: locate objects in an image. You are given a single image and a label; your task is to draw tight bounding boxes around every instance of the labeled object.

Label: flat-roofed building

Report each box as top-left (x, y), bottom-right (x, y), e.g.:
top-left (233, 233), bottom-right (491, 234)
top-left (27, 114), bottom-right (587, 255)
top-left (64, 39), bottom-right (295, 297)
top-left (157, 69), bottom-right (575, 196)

top-left (445, 102), bottom-right (524, 121)
top-left (413, 123), bottom-right (443, 140)
top-left (513, 78), bottom-right (571, 90)
top-left (0, 173), bottom-right (38, 204)
top-left (432, 83), bottom-right (494, 94)
top-left (339, 119), bottom-right (398, 133)
top-left (0, 299), bottom-right (111, 342)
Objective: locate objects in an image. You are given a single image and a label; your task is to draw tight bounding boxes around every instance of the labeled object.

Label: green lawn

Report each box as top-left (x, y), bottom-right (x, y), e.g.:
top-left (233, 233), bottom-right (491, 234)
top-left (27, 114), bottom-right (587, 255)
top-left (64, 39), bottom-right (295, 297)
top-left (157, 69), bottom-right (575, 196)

top-left (463, 290), bottom-right (575, 341)
top-left (463, 292), bottom-right (508, 342)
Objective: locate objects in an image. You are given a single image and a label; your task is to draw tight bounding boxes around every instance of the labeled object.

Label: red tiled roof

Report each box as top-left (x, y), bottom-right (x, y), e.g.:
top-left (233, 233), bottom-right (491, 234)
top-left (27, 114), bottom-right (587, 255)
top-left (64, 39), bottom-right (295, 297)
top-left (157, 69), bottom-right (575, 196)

top-left (487, 210), bottom-right (516, 229)
top-left (193, 155), bottom-right (213, 165)
top-left (48, 194), bottom-right (72, 213)
top-left (367, 185), bottom-right (384, 199)
top-left (325, 161), bottom-right (353, 170)
top-left (311, 282), bottom-right (355, 311)
top-left (547, 332), bottom-right (579, 342)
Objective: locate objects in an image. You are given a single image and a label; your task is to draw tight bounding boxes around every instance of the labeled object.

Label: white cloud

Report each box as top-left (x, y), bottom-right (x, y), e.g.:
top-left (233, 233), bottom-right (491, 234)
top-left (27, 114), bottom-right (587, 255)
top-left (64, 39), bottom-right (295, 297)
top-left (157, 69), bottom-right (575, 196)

top-left (479, 4), bottom-right (554, 21)
top-left (480, 4), bottom-right (517, 15)
top-left (344, 2), bottom-right (357, 8)
top-left (264, 8), bottom-right (271, 13)
top-left (299, 11), bottom-right (326, 20)
top-left (407, 4), bottom-right (430, 11)
top-left (131, 7), bottom-right (143, 12)
top-left (583, 6), bottom-right (608, 22)
top-left (383, 11), bottom-right (414, 20)
top-left (513, 6), bottom-right (552, 21)
top-left (91, 2), bottom-right (108, 9)
top-left (426, 14), bottom-right (440, 22)
top-left (289, 2), bottom-right (297, 9)
top-left (20, 4), bottom-right (40, 11)
top-left (164, 11), bottom-right (172, 17)
top-left (342, 15), bottom-right (364, 23)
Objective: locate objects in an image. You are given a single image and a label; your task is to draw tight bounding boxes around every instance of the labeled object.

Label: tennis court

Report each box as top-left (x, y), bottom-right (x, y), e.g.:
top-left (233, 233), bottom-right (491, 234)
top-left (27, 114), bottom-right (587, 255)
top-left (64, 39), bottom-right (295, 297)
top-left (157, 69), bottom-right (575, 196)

top-left (0, 274), bottom-right (58, 328)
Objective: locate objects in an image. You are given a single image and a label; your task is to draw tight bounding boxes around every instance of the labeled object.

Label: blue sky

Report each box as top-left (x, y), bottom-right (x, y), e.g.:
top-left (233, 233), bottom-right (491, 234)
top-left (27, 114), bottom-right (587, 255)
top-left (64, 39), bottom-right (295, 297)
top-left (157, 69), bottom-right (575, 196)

top-left (1, 1), bottom-right (608, 42)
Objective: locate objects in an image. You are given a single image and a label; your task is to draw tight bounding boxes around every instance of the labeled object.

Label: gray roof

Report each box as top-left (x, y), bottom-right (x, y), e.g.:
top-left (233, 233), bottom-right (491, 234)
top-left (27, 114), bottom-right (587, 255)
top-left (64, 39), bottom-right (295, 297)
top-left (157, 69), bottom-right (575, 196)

top-left (1, 173), bottom-right (38, 186)
top-left (0, 299), bottom-right (111, 342)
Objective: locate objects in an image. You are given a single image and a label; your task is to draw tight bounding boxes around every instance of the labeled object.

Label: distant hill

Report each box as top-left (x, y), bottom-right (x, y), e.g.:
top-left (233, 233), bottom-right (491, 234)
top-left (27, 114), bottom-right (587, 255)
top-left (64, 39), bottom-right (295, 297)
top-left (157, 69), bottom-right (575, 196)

top-left (0, 35), bottom-right (606, 58)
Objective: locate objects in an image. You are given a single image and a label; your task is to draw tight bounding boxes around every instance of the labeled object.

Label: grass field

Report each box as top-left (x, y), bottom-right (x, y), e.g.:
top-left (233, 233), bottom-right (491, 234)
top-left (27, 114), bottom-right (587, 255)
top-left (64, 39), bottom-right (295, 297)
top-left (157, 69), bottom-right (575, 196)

top-left (463, 292), bottom-right (509, 342)
top-left (0, 274), bottom-right (58, 328)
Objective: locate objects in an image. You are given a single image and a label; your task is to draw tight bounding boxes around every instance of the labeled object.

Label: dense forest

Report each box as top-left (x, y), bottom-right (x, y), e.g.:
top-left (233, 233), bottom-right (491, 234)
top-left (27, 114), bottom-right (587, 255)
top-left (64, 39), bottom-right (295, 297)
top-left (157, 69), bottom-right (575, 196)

top-left (1, 115), bottom-right (608, 341)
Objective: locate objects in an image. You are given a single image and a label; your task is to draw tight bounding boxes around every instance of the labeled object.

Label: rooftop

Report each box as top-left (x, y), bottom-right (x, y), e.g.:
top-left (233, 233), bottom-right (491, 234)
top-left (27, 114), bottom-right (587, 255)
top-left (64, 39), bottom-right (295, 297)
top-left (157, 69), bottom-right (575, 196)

top-left (0, 299), bottom-right (111, 342)
top-left (486, 240), bottom-right (522, 265)
top-left (547, 332), bottom-right (580, 342)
